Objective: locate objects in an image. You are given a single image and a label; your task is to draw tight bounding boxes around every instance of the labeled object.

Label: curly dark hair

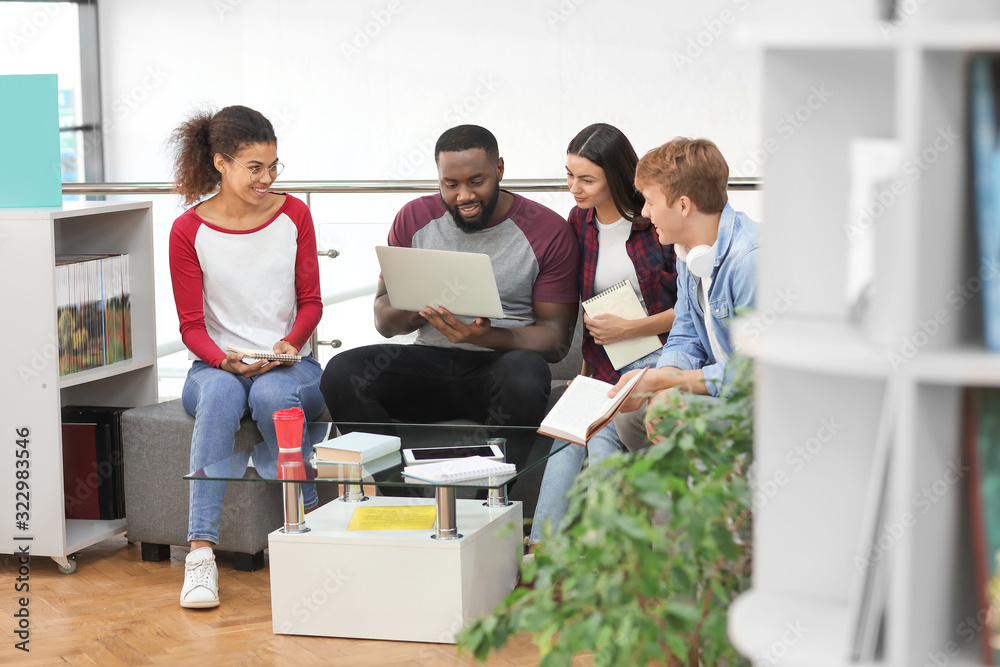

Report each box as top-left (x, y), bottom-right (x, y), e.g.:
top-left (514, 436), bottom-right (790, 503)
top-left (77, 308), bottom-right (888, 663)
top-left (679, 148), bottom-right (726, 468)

top-left (168, 105), bottom-right (276, 205)
top-left (434, 124), bottom-right (499, 163)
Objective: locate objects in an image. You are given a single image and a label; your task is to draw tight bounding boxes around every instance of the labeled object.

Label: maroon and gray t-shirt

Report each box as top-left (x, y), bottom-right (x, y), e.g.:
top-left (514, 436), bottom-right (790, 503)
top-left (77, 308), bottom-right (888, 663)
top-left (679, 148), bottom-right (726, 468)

top-left (387, 191), bottom-right (579, 351)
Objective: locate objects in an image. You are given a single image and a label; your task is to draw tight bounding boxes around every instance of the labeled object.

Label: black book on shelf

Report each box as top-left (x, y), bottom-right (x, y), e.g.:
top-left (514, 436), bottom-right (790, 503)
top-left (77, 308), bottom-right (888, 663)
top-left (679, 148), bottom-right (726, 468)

top-left (61, 406), bottom-right (129, 520)
top-left (61, 423), bottom-right (102, 520)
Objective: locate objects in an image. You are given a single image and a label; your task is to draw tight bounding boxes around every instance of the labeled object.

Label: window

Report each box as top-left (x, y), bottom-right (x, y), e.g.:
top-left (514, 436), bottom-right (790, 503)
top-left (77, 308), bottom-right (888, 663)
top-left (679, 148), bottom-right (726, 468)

top-left (1, 0), bottom-right (102, 188)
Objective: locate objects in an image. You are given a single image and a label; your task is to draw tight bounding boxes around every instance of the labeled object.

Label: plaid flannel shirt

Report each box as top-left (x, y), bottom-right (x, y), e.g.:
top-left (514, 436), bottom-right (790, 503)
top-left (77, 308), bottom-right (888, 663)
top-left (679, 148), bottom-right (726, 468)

top-left (568, 205), bottom-right (678, 384)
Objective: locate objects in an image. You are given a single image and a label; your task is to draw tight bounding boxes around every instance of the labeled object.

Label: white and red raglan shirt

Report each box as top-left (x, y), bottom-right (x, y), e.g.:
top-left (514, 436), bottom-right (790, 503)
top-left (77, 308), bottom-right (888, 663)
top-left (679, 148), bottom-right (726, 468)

top-left (169, 194), bottom-right (322, 367)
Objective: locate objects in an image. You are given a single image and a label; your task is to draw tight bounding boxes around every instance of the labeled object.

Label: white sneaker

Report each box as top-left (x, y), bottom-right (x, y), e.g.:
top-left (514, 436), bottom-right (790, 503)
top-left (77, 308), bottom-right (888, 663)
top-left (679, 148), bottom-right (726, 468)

top-left (180, 546), bottom-right (219, 609)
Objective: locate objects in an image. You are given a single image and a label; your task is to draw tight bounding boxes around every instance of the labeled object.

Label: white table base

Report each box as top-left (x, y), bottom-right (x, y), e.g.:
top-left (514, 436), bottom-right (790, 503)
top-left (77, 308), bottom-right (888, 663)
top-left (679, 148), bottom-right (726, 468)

top-left (268, 496), bottom-right (523, 643)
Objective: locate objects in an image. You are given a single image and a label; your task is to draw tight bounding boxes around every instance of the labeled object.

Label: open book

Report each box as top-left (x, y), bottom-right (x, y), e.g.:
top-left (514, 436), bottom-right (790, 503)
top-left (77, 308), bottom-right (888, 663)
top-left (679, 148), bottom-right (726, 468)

top-left (226, 345), bottom-right (301, 363)
top-left (538, 367), bottom-right (649, 446)
top-left (582, 279), bottom-right (662, 369)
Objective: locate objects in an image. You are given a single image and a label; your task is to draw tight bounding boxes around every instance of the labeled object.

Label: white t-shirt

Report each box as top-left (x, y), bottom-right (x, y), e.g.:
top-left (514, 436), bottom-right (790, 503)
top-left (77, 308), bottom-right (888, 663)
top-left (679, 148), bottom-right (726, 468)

top-left (693, 242), bottom-right (728, 364)
top-left (593, 216), bottom-right (647, 309)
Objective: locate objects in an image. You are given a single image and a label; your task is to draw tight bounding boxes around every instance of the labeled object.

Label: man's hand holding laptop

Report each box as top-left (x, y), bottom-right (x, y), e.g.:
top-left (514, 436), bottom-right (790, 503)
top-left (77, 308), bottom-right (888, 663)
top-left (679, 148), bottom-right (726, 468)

top-left (418, 307), bottom-right (491, 346)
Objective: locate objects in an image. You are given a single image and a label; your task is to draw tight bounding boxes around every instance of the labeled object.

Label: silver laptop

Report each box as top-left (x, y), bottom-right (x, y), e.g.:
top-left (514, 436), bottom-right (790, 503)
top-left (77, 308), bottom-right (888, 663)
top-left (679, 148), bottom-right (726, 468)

top-left (376, 245), bottom-right (523, 319)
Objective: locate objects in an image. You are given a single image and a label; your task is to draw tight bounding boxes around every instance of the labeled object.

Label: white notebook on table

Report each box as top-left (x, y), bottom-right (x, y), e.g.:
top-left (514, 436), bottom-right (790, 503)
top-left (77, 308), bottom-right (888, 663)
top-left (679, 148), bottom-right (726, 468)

top-left (400, 456), bottom-right (516, 483)
top-left (582, 279), bottom-right (662, 370)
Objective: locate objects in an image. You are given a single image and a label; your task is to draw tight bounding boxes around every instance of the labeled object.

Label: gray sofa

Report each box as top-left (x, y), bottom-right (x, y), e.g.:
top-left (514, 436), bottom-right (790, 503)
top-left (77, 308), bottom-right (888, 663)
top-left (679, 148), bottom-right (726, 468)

top-left (122, 324), bottom-right (582, 571)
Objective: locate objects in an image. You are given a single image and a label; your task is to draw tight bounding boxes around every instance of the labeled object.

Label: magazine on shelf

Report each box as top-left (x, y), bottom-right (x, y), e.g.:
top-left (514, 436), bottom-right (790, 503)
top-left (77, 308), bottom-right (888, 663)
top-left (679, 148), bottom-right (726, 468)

top-left (970, 56), bottom-right (1000, 352)
top-left (964, 387), bottom-right (1000, 664)
top-left (55, 253), bottom-right (132, 375)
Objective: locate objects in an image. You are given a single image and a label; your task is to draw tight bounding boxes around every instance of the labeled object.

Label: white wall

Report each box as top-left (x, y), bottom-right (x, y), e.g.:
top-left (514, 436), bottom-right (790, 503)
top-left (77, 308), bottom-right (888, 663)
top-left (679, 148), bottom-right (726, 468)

top-left (92, 0), bottom-right (766, 394)
top-left (97, 0), bottom-right (763, 182)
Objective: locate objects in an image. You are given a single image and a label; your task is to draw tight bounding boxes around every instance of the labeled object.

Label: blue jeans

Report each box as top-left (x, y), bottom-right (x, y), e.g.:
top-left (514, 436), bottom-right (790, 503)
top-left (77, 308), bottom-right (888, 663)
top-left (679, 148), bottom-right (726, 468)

top-left (183, 356), bottom-right (325, 544)
top-left (530, 350), bottom-right (661, 544)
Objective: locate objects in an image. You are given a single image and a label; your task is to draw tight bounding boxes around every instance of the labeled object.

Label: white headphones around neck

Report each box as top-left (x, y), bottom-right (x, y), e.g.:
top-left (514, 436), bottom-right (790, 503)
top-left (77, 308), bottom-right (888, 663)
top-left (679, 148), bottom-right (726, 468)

top-left (674, 244), bottom-right (715, 279)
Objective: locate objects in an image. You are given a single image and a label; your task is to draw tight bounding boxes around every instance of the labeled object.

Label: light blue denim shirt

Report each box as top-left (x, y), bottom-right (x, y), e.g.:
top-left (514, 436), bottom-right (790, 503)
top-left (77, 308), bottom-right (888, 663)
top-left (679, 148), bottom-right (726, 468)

top-left (655, 203), bottom-right (759, 396)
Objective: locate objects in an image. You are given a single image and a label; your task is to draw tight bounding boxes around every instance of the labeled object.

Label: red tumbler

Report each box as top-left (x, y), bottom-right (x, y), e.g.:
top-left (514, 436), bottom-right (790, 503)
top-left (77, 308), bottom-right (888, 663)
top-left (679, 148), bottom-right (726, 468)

top-left (273, 407), bottom-right (306, 481)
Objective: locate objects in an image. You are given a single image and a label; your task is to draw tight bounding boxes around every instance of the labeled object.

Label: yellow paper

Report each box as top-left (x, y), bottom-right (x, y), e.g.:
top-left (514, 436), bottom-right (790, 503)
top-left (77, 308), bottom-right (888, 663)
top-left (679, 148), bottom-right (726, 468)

top-left (347, 505), bottom-right (437, 531)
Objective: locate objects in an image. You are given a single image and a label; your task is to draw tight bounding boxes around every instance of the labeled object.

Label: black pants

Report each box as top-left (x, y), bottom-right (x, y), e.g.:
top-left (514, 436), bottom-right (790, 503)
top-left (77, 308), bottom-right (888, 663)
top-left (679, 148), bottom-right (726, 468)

top-left (320, 344), bottom-right (551, 475)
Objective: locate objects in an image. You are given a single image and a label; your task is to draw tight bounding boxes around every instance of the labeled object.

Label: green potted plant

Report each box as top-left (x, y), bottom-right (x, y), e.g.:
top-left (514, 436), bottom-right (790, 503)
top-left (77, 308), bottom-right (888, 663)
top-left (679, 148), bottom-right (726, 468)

top-left (458, 358), bottom-right (754, 666)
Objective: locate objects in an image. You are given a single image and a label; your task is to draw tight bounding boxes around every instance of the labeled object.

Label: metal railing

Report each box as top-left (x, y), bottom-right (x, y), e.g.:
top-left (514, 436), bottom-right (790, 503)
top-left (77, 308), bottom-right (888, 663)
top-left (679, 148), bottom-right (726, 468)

top-left (62, 177), bottom-right (764, 195)
top-left (63, 178), bottom-right (762, 364)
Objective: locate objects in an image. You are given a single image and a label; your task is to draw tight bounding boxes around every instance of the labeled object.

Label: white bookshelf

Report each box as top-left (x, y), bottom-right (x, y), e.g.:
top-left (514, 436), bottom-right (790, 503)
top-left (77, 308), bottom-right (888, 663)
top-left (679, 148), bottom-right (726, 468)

top-left (729, 5), bottom-right (1000, 666)
top-left (0, 201), bottom-right (157, 572)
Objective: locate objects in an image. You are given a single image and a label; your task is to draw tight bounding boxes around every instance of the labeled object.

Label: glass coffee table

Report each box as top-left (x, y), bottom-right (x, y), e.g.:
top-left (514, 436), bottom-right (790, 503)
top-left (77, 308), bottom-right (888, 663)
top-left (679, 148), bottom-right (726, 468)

top-left (187, 421), bottom-right (570, 540)
top-left (185, 422), bottom-right (572, 643)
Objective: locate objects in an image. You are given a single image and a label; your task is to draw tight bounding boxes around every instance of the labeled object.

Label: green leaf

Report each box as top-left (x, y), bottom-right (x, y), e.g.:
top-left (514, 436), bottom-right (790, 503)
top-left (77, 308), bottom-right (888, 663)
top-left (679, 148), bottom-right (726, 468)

top-left (460, 356), bottom-right (756, 665)
top-left (664, 632), bottom-right (689, 661)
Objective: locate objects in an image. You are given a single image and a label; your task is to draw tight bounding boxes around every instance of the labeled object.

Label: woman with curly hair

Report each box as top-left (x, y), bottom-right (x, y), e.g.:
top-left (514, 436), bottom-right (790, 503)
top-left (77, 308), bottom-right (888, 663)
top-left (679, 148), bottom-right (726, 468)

top-left (168, 105), bottom-right (324, 608)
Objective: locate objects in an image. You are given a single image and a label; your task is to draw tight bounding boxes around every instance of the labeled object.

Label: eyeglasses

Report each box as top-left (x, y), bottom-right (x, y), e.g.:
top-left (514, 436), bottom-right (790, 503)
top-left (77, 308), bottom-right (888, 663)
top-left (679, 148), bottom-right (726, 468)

top-left (223, 154), bottom-right (284, 182)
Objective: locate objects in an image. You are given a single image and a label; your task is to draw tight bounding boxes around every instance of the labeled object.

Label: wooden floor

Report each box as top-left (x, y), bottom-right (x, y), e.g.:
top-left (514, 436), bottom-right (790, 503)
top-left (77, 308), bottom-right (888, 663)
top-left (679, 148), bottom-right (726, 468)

top-left (0, 536), bottom-right (555, 666)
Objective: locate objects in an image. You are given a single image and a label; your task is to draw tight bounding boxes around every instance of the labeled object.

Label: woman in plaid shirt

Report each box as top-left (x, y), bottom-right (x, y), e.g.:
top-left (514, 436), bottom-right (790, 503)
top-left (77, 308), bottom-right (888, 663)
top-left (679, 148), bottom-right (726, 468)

top-left (531, 123), bottom-right (678, 546)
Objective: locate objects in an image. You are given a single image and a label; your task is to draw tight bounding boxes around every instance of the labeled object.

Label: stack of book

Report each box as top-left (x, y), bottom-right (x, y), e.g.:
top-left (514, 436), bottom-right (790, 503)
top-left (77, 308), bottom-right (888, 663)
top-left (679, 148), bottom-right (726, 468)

top-left (61, 406), bottom-right (127, 520)
top-left (311, 432), bottom-right (403, 490)
top-left (56, 253), bottom-right (132, 375)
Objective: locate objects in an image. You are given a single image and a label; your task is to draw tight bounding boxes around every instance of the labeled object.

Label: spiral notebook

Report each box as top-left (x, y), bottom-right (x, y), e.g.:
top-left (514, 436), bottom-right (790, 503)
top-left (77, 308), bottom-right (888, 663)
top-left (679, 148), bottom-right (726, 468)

top-left (400, 456), bottom-right (516, 483)
top-left (582, 279), bottom-right (662, 370)
top-left (226, 346), bottom-right (302, 363)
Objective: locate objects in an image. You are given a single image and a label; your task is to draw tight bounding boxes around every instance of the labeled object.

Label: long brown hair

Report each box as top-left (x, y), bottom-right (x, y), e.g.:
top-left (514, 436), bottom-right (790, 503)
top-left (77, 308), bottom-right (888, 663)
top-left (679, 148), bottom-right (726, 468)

top-left (168, 105), bottom-right (276, 205)
top-left (567, 123), bottom-right (649, 225)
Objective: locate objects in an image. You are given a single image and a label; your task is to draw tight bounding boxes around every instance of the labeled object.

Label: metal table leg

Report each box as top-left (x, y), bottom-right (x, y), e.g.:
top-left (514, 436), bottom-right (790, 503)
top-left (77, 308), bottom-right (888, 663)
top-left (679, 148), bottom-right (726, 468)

top-left (280, 480), bottom-right (310, 534)
top-left (432, 486), bottom-right (462, 540)
top-left (339, 482), bottom-right (369, 503)
top-left (483, 476), bottom-right (512, 508)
